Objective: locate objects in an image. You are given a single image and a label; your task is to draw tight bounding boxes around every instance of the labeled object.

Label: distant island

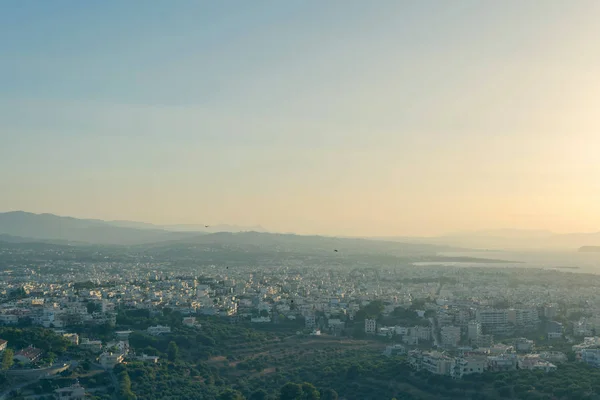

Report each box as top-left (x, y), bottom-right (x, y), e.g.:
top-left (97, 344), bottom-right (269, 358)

top-left (579, 246), bottom-right (600, 252)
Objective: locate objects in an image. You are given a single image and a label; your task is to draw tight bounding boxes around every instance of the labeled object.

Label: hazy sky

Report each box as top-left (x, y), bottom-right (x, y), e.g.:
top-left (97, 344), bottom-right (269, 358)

top-left (2, 1), bottom-right (600, 236)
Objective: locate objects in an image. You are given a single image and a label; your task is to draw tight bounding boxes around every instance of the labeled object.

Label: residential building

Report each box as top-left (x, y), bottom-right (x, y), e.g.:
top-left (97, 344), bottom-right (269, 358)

top-left (383, 344), bottom-right (406, 357)
top-left (80, 338), bottom-right (103, 352)
top-left (547, 321), bottom-right (563, 340)
top-left (63, 333), bottom-right (79, 346)
top-left (487, 354), bottom-right (518, 372)
top-left (14, 346), bottom-right (43, 364)
top-left (421, 351), bottom-right (455, 376)
top-left (475, 334), bottom-right (494, 348)
top-left (365, 319), bottom-right (377, 334)
top-left (55, 382), bottom-right (86, 400)
top-left (441, 326), bottom-right (461, 348)
top-left (515, 338), bottom-right (535, 353)
top-left (0, 338), bottom-right (7, 352)
top-left (518, 355), bottom-right (557, 372)
top-left (454, 356), bottom-right (486, 378)
top-left (147, 325), bottom-right (172, 336)
top-left (467, 321), bottom-right (481, 341)
top-left (581, 348), bottom-right (600, 368)
top-left (99, 351), bottom-right (124, 368)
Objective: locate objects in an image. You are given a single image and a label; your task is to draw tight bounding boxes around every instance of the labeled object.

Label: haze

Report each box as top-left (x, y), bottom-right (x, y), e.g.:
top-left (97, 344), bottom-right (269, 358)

top-left (2, 1), bottom-right (600, 237)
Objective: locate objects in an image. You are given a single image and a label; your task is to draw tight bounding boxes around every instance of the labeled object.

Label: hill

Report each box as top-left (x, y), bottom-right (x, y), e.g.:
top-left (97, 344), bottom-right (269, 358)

top-left (0, 212), bottom-right (456, 260)
top-left (579, 246), bottom-right (600, 252)
top-left (0, 211), bottom-right (190, 245)
top-left (376, 229), bottom-right (600, 251)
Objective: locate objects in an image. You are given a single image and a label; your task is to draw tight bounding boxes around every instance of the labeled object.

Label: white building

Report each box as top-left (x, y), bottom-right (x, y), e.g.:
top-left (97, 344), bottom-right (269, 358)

top-left (55, 382), bottom-right (86, 400)
top-left (99, 351), bottom-right (124, 369)
top-left (454, 356), bottom-right (486, 378)
top-left (147, 325), bottom-right (172, 336)
top-left (365, 319), bottom-right (377, 334)
top-left (581, 348), bottom-right (600, 367)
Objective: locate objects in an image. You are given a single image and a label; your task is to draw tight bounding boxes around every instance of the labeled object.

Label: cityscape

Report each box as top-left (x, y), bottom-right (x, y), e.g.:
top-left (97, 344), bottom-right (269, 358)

top-left (1, 213), bottom-right (600, 398)
top-left (3, 1), bottom-right (600, 399)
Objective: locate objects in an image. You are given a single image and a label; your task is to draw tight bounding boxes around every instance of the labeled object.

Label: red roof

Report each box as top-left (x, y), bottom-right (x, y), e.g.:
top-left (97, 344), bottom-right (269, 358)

top-left (15, 346), bottom-right (43, 360)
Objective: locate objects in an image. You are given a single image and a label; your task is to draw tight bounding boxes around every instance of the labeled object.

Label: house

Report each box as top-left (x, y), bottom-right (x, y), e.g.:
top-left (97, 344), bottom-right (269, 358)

top-left (80, 338), bottom-right (103, 352)
top-left (136, 354), bottom-right (160, 363)
top-left (63, 333), bottom-right (79, 346)
top-left (14, 346), bottom-right (43, 364)
top-left (115, 331), bottom-right (133, 341)
top-left (518, 355), bottom-right (557, 372)
top-left (0, 339), bottom-right (7, 352)
top-left (581, 348), bottom-right (600, 367)
top-left (183, 317), bottom-right (201, 328)
top-left (147, 325), bottom-right (171, 336)
top-left (383, 344), bottom-right (406, 357)
top-left (487, 354), bottom-right (518, 372)
top-left (454, 356), bottom-right (486, 378)
top-left (55, 382), bottom-right (86, 400)
top-left (515, 338), bottom-right (535, 353)
top-left (250, 317), bottom-right (271, 323)
top-left (421, 351), bottom-right (455, 376)
top-left (99, 351), bottom-right (124, 368)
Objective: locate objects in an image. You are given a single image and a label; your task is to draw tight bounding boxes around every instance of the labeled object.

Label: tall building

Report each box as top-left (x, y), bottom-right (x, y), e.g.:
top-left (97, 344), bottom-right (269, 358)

top-left (467, 321), bottom-right (482, 341)
top-left (365, 319), bottom-right (377, 334)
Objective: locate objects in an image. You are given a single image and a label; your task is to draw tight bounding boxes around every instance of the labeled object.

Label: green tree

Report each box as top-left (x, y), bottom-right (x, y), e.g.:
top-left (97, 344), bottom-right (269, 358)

top-left (280, 383), bottom-right (303, 400)
top-left (250, 389), bottom-right (269, 400)
top-left (167, 341), bottom-right (179, 362)
top-left (1, 349), bottom-right (14, 370)
top-left (219, 389), bottom-right (245, 400)
top-left (301, 383), bottom-right (319, 400)
top-left (320, 389), bottom-right (338, 400)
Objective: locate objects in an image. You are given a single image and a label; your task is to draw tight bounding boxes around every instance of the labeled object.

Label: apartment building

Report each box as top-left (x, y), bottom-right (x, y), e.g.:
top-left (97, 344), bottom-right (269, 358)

top-left (365, 319), bottom-right (377, 334)
top-left (441, 326), bottom-right (461, 348)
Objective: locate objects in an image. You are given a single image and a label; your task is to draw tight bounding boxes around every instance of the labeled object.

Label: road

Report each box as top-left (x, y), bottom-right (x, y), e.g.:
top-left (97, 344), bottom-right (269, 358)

top-left (428, 317), bottom-right (441, 348)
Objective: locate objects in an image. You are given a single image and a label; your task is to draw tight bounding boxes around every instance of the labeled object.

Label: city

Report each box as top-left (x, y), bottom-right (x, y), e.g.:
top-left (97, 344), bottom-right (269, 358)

top-left (1, 229), bottom-right (600, 399)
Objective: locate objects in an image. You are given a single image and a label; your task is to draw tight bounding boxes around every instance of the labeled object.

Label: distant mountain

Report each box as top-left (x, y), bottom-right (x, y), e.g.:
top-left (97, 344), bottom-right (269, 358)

top-left (579, 246), bottom-right (600, 253)
top-left (375, 229), bottom-right (600, 251)
top-left (160, 224), bottom-right (268, 233)
top-left (133, 230), bottom-right (461, 266)
top-left (0, 211), bottom-right (190, 245)
top-left (109, 220), bottom-right (267, 233)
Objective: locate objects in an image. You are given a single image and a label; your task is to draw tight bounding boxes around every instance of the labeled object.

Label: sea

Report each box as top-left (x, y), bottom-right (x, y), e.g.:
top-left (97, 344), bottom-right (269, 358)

top-left (414, 250), bottom-right (600, 275)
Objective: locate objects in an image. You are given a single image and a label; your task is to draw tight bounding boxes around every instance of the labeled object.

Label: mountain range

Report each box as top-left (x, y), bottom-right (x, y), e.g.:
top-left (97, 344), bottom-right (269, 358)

top-left (1, 211), bottom-right (598, 251)
top-left (374, 229), bottom-right (600, 251)
top-left (0, 212), bottom-right (454, 261)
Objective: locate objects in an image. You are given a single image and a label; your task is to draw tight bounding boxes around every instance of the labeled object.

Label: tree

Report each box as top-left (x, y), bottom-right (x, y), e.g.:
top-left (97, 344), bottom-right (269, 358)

top-left (301, 383), bottom-right (319, 400)
top-left (280, 383), bottom-right (303, 400)
top-left (320, 389), bottom-right (338, 400)
top-left (1, 349), bottom-right (14, 370)
top-left (219, 389), bottom-right (245, 400)
top-left (250, 389), bottom-right (269, 400)
top-left (167, 341), bottom-right (179, 362)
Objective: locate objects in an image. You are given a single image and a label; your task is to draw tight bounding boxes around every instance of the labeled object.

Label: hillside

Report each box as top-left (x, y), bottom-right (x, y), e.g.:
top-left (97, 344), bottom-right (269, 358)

top-left (579, 246), bottom-right (600, 252)
top-left (0, 211), bottom-right (190, 245)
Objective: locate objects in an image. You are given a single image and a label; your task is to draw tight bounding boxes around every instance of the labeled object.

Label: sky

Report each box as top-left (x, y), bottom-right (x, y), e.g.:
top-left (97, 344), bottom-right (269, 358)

top-left (1, 1), bottom-right (600, 236)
